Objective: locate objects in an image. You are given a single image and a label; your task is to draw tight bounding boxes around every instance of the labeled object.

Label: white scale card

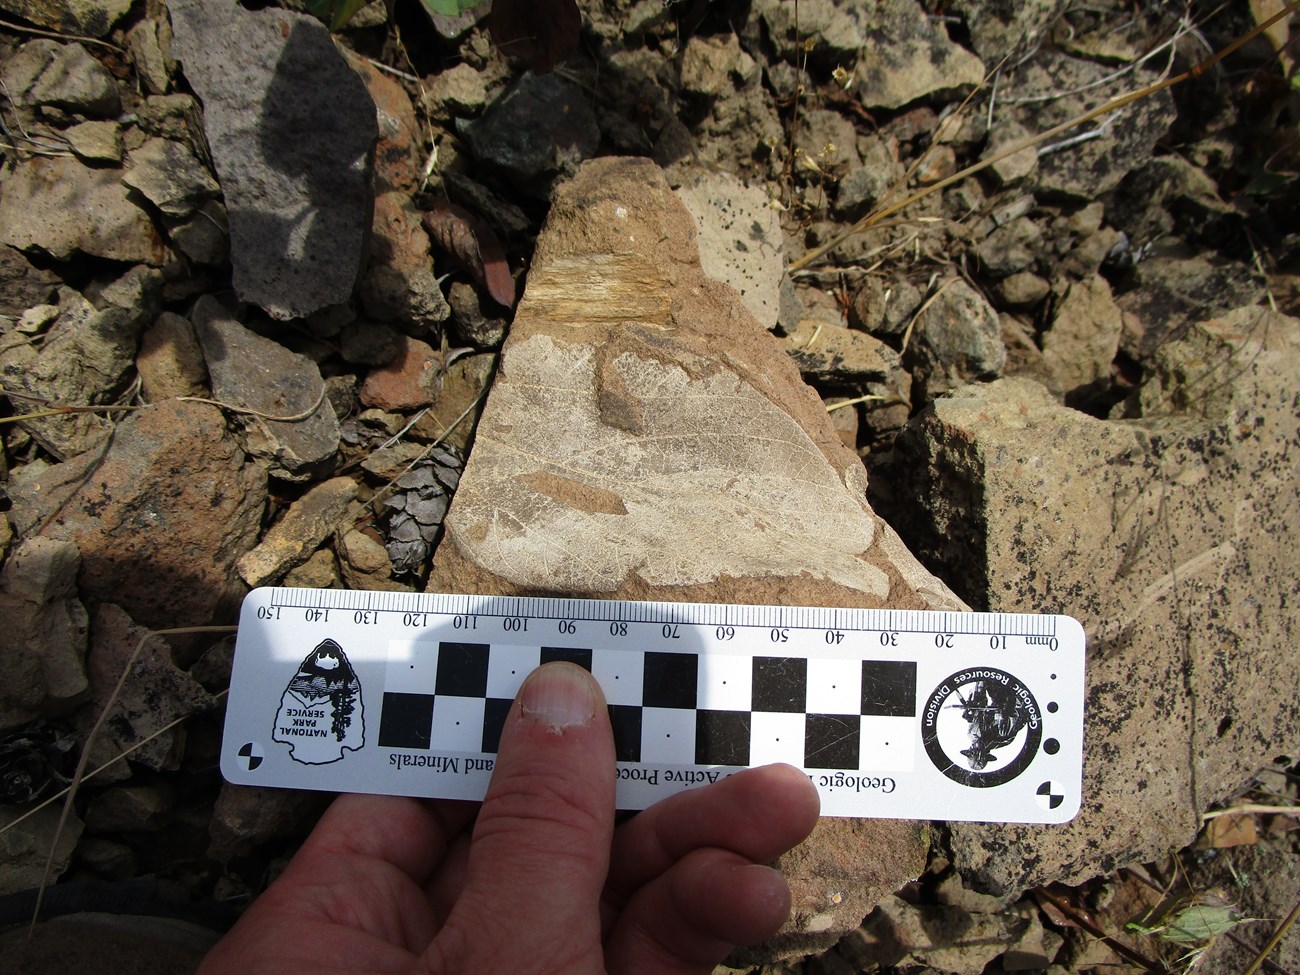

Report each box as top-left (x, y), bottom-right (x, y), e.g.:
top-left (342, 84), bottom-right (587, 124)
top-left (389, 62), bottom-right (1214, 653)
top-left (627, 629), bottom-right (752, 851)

top-left (221, 588), bottom-right (1085, 823)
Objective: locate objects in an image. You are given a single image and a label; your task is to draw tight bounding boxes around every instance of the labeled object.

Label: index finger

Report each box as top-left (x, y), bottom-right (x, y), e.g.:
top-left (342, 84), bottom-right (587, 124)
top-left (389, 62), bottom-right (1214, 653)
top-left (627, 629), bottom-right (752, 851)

top-left (604, 764), bottom-right (819, 907)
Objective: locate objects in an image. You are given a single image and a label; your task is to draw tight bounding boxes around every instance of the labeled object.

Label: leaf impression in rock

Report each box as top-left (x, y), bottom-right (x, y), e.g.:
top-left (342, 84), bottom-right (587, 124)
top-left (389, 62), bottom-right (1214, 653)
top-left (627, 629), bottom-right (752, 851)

top-left (442, 332), bottom-right (896, 597)
top-left (422, 202), bottom-right (516, 310)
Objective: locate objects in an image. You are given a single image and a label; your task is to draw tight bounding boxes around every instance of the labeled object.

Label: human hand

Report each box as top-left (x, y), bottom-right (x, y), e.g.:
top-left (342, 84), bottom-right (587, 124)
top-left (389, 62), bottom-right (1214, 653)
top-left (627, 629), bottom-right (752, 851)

top-left (199, 661), bottom-right (821, 974)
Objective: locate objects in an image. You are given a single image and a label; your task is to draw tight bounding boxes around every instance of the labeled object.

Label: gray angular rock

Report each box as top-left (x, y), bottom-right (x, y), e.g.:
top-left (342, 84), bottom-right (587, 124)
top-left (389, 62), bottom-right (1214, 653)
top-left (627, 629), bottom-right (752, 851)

top-left (82, 603), bottom-right (217, 772)
top-left (208, 783), bottom-right (328, 861)
top-left (165, 199), bottom-right (230, 266)
top-left (0, 803), bottom-right (81, 896)
top-left (464, 72), bottom-right (600, 196)
top-left (675, 170), bottom-right (784, 331)
top-left (850, 276), bottom-right (923, 339)
top-left (192, 296), bottom-right (340, 480)
top-left (849, 0), bottom-right (985, 110)
top-left (340, 320), bottom-right (402, 366)
top-left (0, 537), bottom-right (89, 730)
top-left (338, 529), bottom-right (407, 592)
top-left (992, 271), bottom-right (1051, 309)
top-left (947, 0), bottom-right (1066, 61)
top-left (0, 266), bottom-right (162, 459)
top-left (123, 137), bottom-right (219, 218)
top-left (975, 216), bottom-right (1042, 277)
top-left (906, 279), bottom-right (1006, 400)
top-left (0, 244), bottom-right (60, 315)
top-left (755, 0), bottom-right (864, 65)
top-left (85, 783), bottom-right (174, 832)
top-left (833, 136), bottom-right (904, 219)
top-left (168, 0), bottom-right (377, 319)
top-left (424, 62), bottom-right (488, 117)
top-left (428, 157), bottom-right (965, 959)
top-left (851, 895), bottom-right (1033, 972)
top-left (2, 39), bottom-right (120, 117)
top-left (1115, 253), bottom-right (1264, 360)
top-left (783, 318), bottom-right (907, 391)
top-left (0, 156), bottom-right (165, 264)
top-left (136, 310), bottom-right (209, 400)
top-left (127, 14), bottom-right (174, 94)
top-left (886, 306), bottom-right (1300, 894)
top-left (8, 400), bottom-right (267, 632)
top-left (447, 281), bottom-right (507, 349)
top-left (1107, 155), bottom-right (1241, 253)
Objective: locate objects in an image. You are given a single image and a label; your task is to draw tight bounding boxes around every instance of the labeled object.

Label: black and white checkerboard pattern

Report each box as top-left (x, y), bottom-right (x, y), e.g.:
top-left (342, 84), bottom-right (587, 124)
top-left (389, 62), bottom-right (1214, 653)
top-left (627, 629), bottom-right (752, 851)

top-left (377, 641), bottom-right (917, 771)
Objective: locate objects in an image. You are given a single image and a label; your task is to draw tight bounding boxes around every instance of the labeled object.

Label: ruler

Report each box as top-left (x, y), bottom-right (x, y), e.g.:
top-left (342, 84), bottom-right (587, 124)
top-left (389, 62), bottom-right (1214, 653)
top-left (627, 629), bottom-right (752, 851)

top-left (221, 588), bottom-right (1085, 823)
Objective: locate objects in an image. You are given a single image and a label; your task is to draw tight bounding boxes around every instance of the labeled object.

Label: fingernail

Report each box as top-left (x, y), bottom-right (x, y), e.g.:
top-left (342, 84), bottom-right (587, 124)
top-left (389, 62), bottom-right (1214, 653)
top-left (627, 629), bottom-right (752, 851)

top-left (520, 662), bottom-right (597, 733)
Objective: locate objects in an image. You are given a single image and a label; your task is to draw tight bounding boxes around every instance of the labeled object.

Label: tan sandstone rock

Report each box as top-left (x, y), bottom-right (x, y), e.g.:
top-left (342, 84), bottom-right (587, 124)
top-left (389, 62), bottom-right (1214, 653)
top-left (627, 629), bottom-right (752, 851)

top-left (887, 305), bottom-right (1300, 894)
top-left (428, 157), bottom-right (965, 957)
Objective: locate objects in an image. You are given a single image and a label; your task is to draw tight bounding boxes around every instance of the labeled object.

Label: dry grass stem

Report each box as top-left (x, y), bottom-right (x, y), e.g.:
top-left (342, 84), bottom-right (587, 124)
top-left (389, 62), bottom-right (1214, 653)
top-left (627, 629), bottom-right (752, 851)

top-left (788, 0), bottom-right (1300, 273)
top-left (30, 625), bottom-right (237, 935)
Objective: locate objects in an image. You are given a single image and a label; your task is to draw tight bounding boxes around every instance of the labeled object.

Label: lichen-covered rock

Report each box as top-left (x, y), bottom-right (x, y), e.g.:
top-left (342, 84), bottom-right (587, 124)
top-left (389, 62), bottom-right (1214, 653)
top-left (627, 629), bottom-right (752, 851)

top-left (0, 268), bottom-right (161, 460)
top-left (429, 157), bottom-right (964, 956)
top-left (906, 278), bottom-right (1006, 401)
top-left (675, 170), bottom-right (784, 331)
top-left (885, 305), bottom-right (1300, 894)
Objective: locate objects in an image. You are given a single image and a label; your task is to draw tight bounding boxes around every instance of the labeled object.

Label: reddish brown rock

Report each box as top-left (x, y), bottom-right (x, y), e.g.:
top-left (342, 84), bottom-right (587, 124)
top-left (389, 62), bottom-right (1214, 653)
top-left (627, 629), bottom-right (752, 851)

top-left (346, 52), bottom-right (422, 194)
top-left (8, 400), bottom-right (267, 632)
top-left (359, 334), bottom-right (442, 410)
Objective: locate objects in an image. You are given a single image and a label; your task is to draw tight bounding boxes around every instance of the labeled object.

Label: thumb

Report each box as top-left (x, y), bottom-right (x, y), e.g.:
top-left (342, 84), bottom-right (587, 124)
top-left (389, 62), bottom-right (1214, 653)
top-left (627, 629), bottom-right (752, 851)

top-left (433, 662), bottom-right (615, 972)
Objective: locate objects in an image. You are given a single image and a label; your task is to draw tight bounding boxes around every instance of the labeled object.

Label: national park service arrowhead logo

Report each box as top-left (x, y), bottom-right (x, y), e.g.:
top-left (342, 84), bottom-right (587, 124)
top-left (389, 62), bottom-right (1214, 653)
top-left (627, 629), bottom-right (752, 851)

top-left (272, 638), bottom-right (365, 765)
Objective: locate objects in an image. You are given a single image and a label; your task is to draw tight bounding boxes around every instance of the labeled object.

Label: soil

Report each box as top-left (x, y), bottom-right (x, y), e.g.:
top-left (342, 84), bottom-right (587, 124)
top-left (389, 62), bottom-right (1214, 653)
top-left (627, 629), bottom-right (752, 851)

top-left (1, 1), bottom-right (1298, 973)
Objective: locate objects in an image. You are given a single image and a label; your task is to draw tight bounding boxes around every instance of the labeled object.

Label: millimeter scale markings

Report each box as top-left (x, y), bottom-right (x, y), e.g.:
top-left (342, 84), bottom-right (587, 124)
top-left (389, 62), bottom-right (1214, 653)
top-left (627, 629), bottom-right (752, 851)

top-left (222, 588), bottom-right (1083, 822)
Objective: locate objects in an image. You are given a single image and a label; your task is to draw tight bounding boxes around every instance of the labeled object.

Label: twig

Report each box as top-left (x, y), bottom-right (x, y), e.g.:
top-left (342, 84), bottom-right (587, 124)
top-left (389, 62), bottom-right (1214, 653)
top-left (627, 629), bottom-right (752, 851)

top-left (825, 393), bottom-right (900, 412)
top-left (1037, 113), bottom-right (1123, 157)
top-left (1241, 899), bottom-right (1300, 975)
top-left (365, 56), bottom-right (419, 83)
top-left (1035, 888), bottom-right (1176, 975)
top-left (178, 385), bottom-right (328, 423)
top-left (1202, 803), bottom-right (1300, 820)
top-left (0, 14), bottom-right (126, 51)
top-left (31, 625), bottom-right (237, 935)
